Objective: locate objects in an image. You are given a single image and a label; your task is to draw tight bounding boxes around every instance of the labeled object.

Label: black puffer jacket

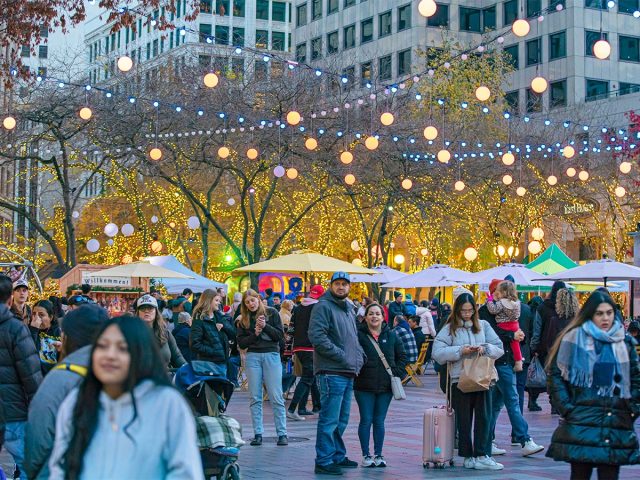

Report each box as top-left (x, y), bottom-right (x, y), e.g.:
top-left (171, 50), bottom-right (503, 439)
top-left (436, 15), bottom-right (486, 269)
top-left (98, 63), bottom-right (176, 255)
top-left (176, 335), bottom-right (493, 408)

top-left (354, 322), bottom-right (407, 393)
top-left (546, 336), bottom-right (640, 466)
top-left (0, 303), bottom-right (42, 422)
top-left (191, 311), bottom-right (236, 363)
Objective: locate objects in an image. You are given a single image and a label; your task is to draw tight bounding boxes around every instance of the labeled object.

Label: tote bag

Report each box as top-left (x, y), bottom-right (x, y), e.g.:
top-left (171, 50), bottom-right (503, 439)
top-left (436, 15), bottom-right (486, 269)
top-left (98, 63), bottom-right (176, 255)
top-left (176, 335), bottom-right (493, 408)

top-left (457, 353), bottom-right (497, 393)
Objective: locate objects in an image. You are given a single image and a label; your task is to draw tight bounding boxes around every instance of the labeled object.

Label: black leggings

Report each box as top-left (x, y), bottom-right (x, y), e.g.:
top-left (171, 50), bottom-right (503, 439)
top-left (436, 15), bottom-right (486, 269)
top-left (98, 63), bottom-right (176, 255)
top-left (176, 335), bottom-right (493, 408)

top-left (570, 462), bottom-right (620, 480)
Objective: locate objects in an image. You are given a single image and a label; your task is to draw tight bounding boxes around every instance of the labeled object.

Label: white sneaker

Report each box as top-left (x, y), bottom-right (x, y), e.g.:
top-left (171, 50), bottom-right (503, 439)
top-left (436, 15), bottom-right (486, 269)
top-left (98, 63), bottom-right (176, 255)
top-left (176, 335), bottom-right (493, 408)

top-left (362, 455), bottom-right (374, 467)
top-left (474, 456), bottom-right (504, 470)
top-left (491, 442), bottom-right (506, 456)
top-left (373, 455), bottom-right (386, 467)
top-left (286, 411), bottom-right (305, 421)
top-left (463, 457), bottom-right (476, 469)
top-left (522, 439), bottom-right (544, 456)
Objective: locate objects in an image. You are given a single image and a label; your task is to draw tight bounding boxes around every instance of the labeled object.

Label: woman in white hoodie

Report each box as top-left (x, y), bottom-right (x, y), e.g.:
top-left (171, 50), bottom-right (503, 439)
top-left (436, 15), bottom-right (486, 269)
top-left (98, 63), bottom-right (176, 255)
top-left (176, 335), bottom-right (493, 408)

top-left (432, 293), bottom-right (504, 472)
top-left (48, 315), bottom-right (203, 480)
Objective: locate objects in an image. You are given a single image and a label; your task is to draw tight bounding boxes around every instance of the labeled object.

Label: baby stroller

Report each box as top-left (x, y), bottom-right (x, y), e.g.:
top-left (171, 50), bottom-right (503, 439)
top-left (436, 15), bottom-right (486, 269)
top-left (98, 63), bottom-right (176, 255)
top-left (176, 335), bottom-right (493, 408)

top-left (174, 364), bottom-right (243, 480)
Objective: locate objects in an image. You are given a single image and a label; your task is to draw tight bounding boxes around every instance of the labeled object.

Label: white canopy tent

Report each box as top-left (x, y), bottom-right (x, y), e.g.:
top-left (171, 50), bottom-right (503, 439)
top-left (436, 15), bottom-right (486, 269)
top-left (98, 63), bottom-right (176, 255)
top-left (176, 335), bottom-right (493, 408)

top-left (537, 259), bottom-right (640, 286)
top-left (472, 263), bottom-right (555, 290)
top-left (350, 265), bottom-right (408, 284)
top-left (382, 264), bottom-right (475, 289)
top-left (143, 255), bottom-right (227, 294)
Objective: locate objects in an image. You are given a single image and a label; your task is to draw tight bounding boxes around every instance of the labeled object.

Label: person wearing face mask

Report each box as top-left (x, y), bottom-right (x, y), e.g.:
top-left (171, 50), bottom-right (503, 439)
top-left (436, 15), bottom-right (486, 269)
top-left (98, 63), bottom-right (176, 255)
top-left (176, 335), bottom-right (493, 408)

top-left (308, 272), bottom-right (366, 476)
top-left (28, 300), bottom-right (62, 375)
top-left (546, 291), bottom-right (640, 480)
top-left (135, 295), bottom-right (185, 369)
top-left (432, 293), bottom-right (504, 471)
top-left (236, 289), bottom-right (287, 447)
top-left (354, 303), bottom-right (406, 468)
top-left (47, 315), bottom-right (203, 479)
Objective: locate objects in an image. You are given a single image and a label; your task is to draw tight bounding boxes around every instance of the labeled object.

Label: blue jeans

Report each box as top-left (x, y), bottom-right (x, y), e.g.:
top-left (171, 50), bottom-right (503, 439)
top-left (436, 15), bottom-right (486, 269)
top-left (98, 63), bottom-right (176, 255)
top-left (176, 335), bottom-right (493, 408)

top-left (227, 355), bottom-right (241, 387)
top-left (353, 390), bottom-right (393, 456)
top-left (490, 364), bottom-right (530, 446)
top-left (5, 421), bottom-right (26, 479)
top-left (245, 352), bottom-right (287, 436)
top-left (516, 367), bottom-right (527, 414)
top-left (315, 374), bottom-right (353, 467)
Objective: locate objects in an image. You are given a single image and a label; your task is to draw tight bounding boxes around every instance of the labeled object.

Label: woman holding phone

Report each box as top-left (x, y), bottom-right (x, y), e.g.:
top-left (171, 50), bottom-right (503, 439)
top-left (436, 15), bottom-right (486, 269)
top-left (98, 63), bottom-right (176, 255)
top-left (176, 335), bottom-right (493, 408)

top-left (236, 289), bottom-right (288, 447)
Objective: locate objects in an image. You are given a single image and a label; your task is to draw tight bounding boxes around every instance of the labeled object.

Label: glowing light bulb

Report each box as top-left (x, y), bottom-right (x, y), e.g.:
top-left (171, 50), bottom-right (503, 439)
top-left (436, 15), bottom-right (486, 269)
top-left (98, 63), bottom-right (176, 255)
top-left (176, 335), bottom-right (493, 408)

top-left (454, 180), bottom-right (465, 191)
top-left (394, 254), bottom-right (405, 264)
top-left (512, 19), bottom-right (530, 37)
top-left (286, 168), bottom-right (299, 179)
top-left (566, 167), bottom-right (577, 177)
top-left (531, 76), bottom-right (548, 93)
top-left (365, 136), bottom-right (379, 150)
top-left (401, 178), bottom-right (413, 190)
top-left (218, 146), bottom-right (230, 158)
top-left (151, 240), bottom-right (163, 253)
top-left (149, 147), bottom-right (162, 161)
top-left (437, 149), bottom-right (451, 163)
top-left (418, 0), bottom-right (437, 17)
top-left (615, 186), bottom-right (626, 197)
top-left (117, 55), bottom-right (133, 72)
top-left (380, 112), bottom-right (394, 126)
top-left (547, 175), bottom-right (558, 185)
top-left (619, 161), bottom-right (632, 174)
top-left (528, 240), bottom-right (542, 254)
top-left (423, 125), bottom-right (438, 140)
top-left (2, 116), bottom-right (16, 130)
top-left (593, 39), bottom-right (611, 59)
top-left (344, 173), bottom-right (356, 185)
top-left (475, 86), bottom-right (491, 101)
top-left (286, 110), bottom-right (301, 125)
top-left (502, 174), bottom-right (513, 185)
top-left (464, 247), bottom-right (478, 261)
top-left (247, 148), bottom-right (259, 159)
top-left (578, 170), bottom-right (589, 181)
top-left (79, 107), bottom-right (92, 120)
top-left (203, 72), bottom-right (219, 88)
top-left (516, 186), bottom-right (527, 196)
top-left (531, 227), bottom-right (545, 241)
top-left (305, 137), bottom-right (318, 150)
top-left (340, 151), bottom-right (354, 164)
top-left (562, 145), bottom-right (575, 158)
top-left (502, 152), bottom-right (515, 166)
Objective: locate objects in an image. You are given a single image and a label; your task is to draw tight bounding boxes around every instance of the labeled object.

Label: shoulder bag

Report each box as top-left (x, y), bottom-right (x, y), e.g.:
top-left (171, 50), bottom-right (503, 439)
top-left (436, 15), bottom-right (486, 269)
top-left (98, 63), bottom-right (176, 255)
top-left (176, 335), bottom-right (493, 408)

top-left (368, 335), bottom-right (406, 400)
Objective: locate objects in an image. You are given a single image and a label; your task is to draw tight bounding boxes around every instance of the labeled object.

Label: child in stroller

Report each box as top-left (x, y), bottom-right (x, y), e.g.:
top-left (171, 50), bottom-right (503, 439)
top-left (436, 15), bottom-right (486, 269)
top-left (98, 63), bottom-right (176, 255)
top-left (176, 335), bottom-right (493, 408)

top-left (174, 364), bottom-right (243, 480)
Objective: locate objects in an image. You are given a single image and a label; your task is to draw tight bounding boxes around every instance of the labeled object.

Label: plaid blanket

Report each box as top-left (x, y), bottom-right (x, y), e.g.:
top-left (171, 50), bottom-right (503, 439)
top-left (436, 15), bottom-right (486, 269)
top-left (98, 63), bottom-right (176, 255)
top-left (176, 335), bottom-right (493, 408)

top-left (196, 415), bottom-right (246, 449)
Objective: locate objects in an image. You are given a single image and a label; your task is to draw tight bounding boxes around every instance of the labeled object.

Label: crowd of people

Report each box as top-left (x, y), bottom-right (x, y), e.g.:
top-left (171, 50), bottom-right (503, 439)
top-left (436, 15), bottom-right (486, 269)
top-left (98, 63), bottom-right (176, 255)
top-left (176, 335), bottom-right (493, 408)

top-left (0, 272), bottom-right (638, 479)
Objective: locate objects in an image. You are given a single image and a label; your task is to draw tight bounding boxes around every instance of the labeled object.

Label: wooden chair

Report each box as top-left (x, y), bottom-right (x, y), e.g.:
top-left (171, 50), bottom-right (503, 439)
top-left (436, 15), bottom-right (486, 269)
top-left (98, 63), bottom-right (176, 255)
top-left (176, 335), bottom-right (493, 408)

top-left (402, 341), bottom-right (430, 387)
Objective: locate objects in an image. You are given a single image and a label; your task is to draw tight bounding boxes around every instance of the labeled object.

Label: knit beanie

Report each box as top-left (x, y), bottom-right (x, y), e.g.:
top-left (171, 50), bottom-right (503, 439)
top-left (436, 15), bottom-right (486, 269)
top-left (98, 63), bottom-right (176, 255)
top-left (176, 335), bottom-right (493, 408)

top-left (489, 279), bottom-right (502, 294)
top-left (62, 304), bottom-right (109, 352)
top-left (453, 286), bottom-right (473, 302)
top-left (394, 291), bottom-right (402, 299)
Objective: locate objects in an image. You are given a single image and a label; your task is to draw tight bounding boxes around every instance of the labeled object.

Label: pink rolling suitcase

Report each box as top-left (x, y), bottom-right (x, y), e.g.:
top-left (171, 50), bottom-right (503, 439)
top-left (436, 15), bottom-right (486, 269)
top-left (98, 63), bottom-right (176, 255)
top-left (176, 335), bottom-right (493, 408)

top-left (422, 373), bottom-right (455, 469)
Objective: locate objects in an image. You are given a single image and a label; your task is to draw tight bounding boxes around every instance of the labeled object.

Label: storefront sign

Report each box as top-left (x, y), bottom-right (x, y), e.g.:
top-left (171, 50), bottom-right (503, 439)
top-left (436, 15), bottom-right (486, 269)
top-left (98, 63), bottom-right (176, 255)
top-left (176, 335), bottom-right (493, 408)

top-left (81, 272), bottom-right (131, 287)
top-left (562, 200), bottom-right (598, 216)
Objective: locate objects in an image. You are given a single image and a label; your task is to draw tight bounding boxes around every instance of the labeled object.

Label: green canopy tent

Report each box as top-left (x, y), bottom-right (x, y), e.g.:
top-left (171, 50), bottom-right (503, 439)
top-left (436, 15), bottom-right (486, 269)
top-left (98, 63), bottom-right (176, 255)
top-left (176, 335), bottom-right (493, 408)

top-left (526, 243), bottom-right (577, 275)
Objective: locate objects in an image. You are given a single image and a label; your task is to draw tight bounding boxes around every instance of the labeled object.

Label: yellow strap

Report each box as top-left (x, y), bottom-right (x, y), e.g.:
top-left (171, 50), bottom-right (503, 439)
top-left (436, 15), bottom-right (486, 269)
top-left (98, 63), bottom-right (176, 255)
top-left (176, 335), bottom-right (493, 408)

top-left (54, 363), bottom-right (88, 377)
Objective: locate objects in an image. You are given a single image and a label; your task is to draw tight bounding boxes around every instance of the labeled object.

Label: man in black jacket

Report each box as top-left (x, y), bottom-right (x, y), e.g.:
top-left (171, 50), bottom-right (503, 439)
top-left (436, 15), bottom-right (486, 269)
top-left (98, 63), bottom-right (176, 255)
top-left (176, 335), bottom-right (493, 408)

top-left (0, 274), bottom-right (42, 479)
top-left (408, 315), bottom-right (426, 353)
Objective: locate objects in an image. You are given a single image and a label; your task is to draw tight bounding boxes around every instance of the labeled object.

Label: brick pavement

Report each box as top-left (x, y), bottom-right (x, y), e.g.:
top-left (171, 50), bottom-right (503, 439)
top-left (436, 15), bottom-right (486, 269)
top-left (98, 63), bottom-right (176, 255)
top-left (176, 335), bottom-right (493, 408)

top-left (3, 373), bottom-right (640, 479)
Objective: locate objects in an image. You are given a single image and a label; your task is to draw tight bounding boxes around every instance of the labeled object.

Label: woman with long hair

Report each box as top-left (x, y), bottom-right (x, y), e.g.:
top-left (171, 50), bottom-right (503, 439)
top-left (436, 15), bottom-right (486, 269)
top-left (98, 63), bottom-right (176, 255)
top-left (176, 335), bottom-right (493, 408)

top-left (29, 300), bottom-right (62, 374)
top-left (135, 294), bottom-right (185, 369)
top-left (354, 303), bottom-right (406, 468)
top-left (546, 291), bottom-right (640, 479)
top-left (48, 315), bottom-right (203, 479)
top-left (236, 289), bottom-right (288, 446)
top-left (279, 299), bottom-right (294, 328)
top-left (190, 289), bottom-right (236, 377)
top-left (432, 293), bottom-right (504, 471)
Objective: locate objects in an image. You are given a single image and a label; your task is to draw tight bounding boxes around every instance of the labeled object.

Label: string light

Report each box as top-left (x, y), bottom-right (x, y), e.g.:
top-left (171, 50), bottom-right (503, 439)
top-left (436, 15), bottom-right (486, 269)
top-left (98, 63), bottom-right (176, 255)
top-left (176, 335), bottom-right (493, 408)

top-left (365, 136), bottom-right (379, 150)
top-left (380, 112), bottom-right (394, 126)
top-left (305, 137), bottom-right (318, 150)
top-left (344, 173), bottom-right (356, 185)
top-left (340, 151), bottom-right (354, 164)
top-left (475, 86), bottom-right (491, 101)
top-left (2, 116), bottom-right (16, 130)
top-left (566, 167), bottom-right (577, 177)
top-left (502, 152), bottom-right (515, 166)
top-left (437, 149), bottom-right (451, 163)
top-left (117, 55), bottom-right (133, 72)
top-left (512, 19), bottom-right (531, 37)
top-left (203, 72), bottom-right (219, 88)
top-left (619, 161), bottom-right (632, 173)
top-left (423, 126), bottom-right (438, 140)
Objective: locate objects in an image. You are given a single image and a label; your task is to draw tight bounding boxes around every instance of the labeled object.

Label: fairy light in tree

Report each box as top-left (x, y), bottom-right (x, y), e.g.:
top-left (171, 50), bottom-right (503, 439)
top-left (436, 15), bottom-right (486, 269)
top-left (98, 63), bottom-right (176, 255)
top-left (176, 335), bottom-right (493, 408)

top-left (340, 151), bottom-right (353, 164)
top-left (512, 19), bottom-right (530, 37)
top-left (117, 55), bottom-right (133, 72)
top-left (3, 116), bottom-right (16, 130)
top-left (620, 161), bottom-right (632, 174)
top-left (203, 72), bottom-right (219, 88)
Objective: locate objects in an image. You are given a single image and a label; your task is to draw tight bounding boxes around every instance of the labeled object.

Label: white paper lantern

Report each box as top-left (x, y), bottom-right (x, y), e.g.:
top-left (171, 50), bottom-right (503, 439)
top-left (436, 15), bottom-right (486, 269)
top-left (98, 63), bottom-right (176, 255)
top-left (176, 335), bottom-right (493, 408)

top-left (418, 0), bottom-right (437, 17)
top-left (273, 165), bottom-right (286, 177)
top-left (121, 223), bottom-right (135, 236)
top-left (86, 239), bottom-right (100, 252)
top-left (531, 227), bottom-right (545, 241)
top-left (104, 223), bottom-right (118, 237)
top-left (464, 247), bottom-right (478, 261)
top-left (528, 240), bottom-right (542, 254)
top-left (187, 216), bottom-right (200, 229)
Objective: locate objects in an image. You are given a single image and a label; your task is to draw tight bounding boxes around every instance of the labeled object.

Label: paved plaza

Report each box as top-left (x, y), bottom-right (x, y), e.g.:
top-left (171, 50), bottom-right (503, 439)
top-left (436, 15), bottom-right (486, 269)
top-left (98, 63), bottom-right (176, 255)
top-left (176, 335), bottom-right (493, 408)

top-left (3, 372), bottom-right (640, 479)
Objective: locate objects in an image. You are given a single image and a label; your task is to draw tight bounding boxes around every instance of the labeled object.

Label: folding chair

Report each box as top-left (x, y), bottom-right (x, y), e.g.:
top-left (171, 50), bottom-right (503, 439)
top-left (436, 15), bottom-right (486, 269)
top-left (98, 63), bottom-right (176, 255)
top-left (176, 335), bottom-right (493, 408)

top-left (402, 341), bottom-right (429, 387)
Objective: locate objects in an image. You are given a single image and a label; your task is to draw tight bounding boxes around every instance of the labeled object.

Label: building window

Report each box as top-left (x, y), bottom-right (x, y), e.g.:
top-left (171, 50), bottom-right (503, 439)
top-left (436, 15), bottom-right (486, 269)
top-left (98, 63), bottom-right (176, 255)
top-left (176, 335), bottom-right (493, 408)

top-left (20, 46), bottom-right (30, 57)
top-left (483, 6), bottom-right (496, 31)
top-left (505, 90), bottom-right (519, 112)
top-left (398, 4), bottom-right (411, 31)
top-left (504, 0), bottom-right (518, 26)
top-left (504, 44), bottom-right (519, 69)
top-left (256, 29), bottom-right (268, 48)
top-left (146, 43), bottom-right (151, 60)
top-left (460, 7), bottom-right (481, 32)
top-left (361, 18), bottom-right (373, 43)
top-left (620, 82), bottom-right (640, 95)
top-left (428, 4), bottom-right (449, 27)
top-left (585, 31), bottom-right (608, 57)
top-left (585, 0), bottom-right (606, 9)
top-left (398, 49), bottom-right (411, 76)
top-left (201, 0), bottom-right (213, 14)
top-left (38, 45), bottom-right (48, 59)
top-left (526, 88), bottom-right (542, 112)
top-left (311, 37), bottom-right (322, 60)
top-left (549, 31), bottom-right (567, 60)
top-left (550, 79), bottom-right (567, 108)
top-left (379, 55), bottom-right (392, 80)
top-left (619, 35), bottom-right (640, 62)
top-left (379, 11), bottom-right (392, 38)
top-left (526, 38), bottom-right (541, 66)
top-left (296, 43), bottom-right (307, 62)
top-left (345, 0), bottom-right (356, 7)
top-left (272, 31), bottom-right (285, 51)
top-left (153, 39), bottom-right (159, 56)
top-left (232, 27), bottom-right (245, 46)
top-left (344, 24), bottom-right (355, 49)
top-left (233, 0), bottom-right (245, 16)
top-left (327, 0), bottom-right (338, 15)
top-left (272, 2), bottom-right (286, 21)
top-left (200, 23), bottom-right (212, 42)
top-left (312, 0), bottom-right (322, 20)
top-left (526, 0), bottom-right (541, 16)
top-left (199, 55), bottom-right (211, 68)
top-left (215, 26), bottom-right (229, 45)
top-left (327, 30), bottom-right (338, 54)
top-left (256, 0), bottom-right (269, 19)
top-left (586, 79), bottom-right (609, 101)
top-left (297, 3), bottom-right (307, 26)
top-left (361, 61), bottom-right (372, 86)
top-left (619, 0), bottom-right (639, 14)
